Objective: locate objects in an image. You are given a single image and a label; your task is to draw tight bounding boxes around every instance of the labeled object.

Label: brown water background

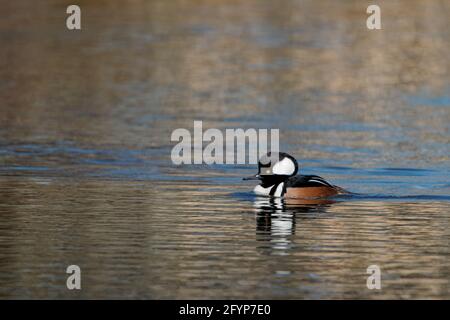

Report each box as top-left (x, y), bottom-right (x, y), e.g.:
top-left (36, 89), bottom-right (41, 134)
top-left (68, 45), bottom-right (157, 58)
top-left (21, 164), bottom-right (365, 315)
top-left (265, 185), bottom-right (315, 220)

top-left (0, 0), bottom-right (449, 299)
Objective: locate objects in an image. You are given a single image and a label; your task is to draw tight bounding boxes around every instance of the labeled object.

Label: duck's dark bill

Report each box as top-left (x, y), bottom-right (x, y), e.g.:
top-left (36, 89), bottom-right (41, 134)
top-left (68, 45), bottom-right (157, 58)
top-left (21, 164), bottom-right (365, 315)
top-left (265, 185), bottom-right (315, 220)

top-left (243, 174), bottom-right (261, 180)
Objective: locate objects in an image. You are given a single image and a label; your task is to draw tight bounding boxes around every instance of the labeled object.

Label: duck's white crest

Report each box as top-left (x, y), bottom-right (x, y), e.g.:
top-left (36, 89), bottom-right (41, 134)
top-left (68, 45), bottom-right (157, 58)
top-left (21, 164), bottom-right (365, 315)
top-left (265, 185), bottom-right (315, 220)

top-left (272, 158), bottom-right (296, 175)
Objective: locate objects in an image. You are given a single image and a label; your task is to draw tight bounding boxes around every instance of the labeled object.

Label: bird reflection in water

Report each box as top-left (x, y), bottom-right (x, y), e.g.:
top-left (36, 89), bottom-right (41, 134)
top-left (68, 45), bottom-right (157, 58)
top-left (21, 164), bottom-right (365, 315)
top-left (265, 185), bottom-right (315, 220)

top-left (254, 197), bottom-right (336, 254)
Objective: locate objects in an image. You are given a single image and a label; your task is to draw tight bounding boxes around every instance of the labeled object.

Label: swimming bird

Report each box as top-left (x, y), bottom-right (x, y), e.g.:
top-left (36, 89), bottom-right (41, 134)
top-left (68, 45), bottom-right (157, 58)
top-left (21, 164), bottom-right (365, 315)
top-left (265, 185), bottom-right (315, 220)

top-left (244, 152), bottom-right (348, 199)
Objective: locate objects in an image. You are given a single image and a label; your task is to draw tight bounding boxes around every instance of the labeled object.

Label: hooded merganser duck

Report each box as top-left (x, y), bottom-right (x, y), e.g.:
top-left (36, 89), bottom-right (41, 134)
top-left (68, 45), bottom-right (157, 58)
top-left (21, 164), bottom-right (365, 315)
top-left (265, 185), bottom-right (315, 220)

top-left (244, 152), bottom-right (348, 199)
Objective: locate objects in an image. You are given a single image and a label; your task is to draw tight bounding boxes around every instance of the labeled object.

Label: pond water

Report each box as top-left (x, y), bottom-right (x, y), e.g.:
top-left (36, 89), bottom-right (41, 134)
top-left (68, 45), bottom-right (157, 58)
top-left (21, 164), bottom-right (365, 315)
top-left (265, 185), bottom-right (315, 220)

top-left (0, 0), bottom-right (449, 299)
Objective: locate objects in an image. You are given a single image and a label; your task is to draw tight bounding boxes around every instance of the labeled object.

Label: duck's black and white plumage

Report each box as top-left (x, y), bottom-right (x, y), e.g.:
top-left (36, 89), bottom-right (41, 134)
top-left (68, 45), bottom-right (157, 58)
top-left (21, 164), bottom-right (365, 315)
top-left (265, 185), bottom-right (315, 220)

top-left (244, 152), bottom-right (348, 199)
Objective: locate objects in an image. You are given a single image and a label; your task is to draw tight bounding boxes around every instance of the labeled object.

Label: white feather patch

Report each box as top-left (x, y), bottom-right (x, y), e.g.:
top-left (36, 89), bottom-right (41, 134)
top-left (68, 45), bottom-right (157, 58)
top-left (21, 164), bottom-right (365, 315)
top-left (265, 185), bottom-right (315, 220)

top-left (273, 182), bottom-right (284, 197)
top-left (254, 185), bottom-right (272, 196)
top-left (272, 158), bottom-right (295, 175)
top-left (309, 178), bottom-right (332, 186)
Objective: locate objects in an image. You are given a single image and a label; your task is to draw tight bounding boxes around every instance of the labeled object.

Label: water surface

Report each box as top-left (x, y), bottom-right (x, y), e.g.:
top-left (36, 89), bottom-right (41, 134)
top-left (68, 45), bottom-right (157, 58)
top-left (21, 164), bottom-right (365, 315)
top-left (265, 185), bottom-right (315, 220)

top-left (0, 0), bottom-right (449, 299)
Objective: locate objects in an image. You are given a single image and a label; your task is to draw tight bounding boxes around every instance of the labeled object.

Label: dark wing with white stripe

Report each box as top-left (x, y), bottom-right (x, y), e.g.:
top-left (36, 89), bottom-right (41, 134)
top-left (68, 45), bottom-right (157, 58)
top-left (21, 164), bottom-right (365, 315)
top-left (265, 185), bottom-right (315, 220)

top-left (286, 175), bottom-right (335, 188)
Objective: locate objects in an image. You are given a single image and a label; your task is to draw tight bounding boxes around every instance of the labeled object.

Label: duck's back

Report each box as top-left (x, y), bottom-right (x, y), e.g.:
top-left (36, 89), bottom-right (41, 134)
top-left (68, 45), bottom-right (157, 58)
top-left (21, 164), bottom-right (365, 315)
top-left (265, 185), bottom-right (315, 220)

top-left (284, 175), bottom-right (344, 199)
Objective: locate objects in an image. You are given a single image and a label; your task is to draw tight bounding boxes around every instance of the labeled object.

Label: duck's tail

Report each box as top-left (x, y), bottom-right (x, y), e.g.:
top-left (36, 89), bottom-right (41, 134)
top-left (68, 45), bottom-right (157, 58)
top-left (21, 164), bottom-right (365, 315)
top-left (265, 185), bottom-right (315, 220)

top-left (334, 186), bottom-right (354, 195)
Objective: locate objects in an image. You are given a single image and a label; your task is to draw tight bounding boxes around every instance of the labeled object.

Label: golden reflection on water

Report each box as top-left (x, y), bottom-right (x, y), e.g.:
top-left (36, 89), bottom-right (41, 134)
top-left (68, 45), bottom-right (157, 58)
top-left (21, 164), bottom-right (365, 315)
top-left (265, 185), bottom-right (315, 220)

top-left (0, 176), bottom-right (448, 299)
top-left (1, 0), bottom-right (449, 155)
top-left (0, 0), bottom-right (449, 298)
